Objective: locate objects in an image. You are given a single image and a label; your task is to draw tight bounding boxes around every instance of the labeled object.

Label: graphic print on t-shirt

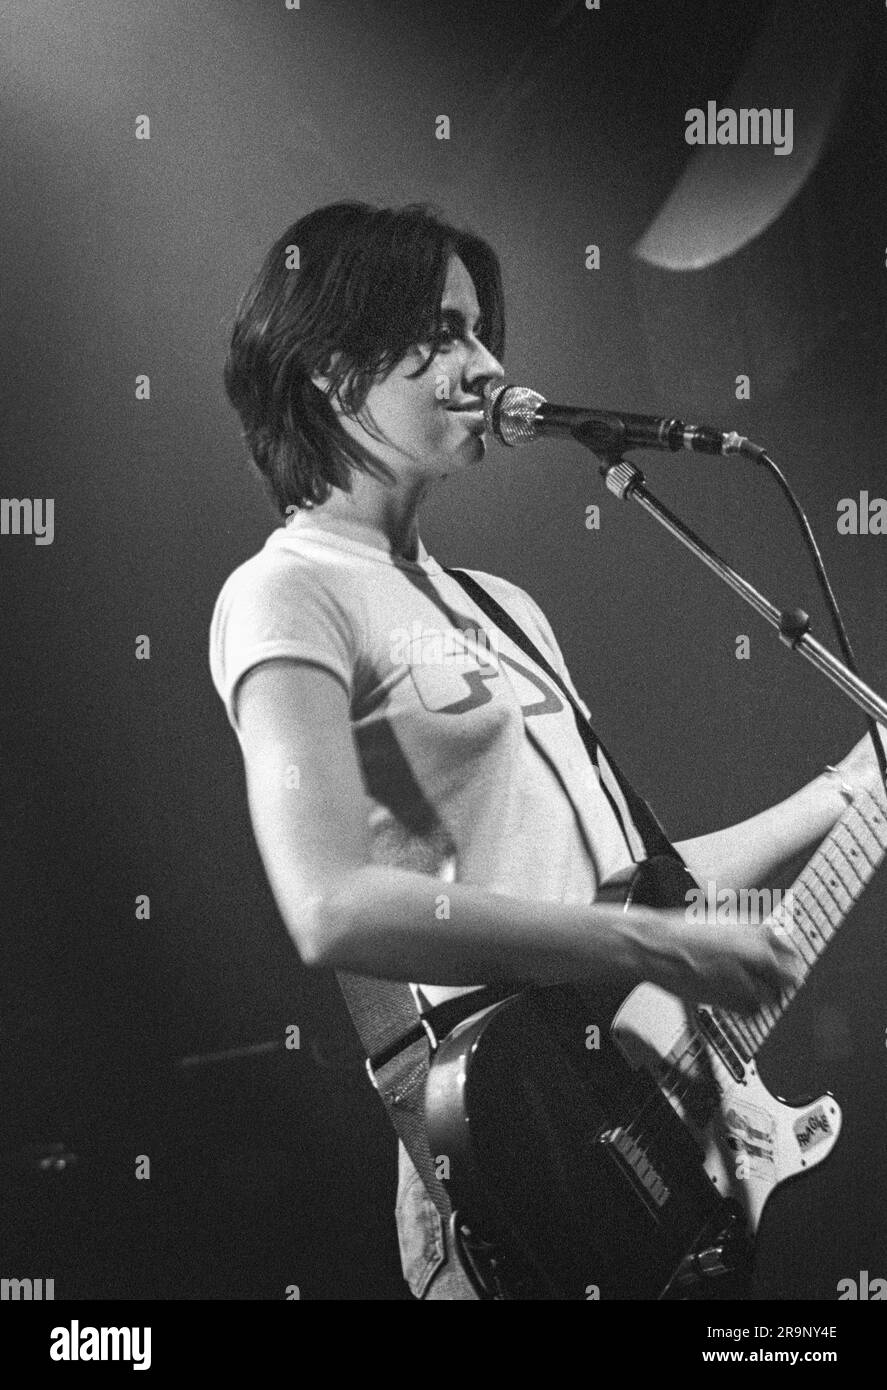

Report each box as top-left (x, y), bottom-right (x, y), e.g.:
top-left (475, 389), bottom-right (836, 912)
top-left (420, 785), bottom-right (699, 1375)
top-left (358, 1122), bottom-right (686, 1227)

top-left (404, 616), bottom-right (642, 867)
top-left (407, 626), bottom-right (564, 719)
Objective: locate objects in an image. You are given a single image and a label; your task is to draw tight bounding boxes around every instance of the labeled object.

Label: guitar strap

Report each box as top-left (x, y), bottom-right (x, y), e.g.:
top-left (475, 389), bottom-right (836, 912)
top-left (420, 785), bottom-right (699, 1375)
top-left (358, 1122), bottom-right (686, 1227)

top-left (445, 568), bottom-right (682, 866)
top-left (336, 568), bottom-right (682, 1221)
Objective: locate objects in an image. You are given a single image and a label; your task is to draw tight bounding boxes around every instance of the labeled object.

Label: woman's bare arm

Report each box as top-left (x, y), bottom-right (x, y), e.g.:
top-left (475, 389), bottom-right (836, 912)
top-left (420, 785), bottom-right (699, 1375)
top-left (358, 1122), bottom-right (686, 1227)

top-left (235, 659), bottom-right (801, 1010)
top-left (675, 727), bottom-right (887, 898)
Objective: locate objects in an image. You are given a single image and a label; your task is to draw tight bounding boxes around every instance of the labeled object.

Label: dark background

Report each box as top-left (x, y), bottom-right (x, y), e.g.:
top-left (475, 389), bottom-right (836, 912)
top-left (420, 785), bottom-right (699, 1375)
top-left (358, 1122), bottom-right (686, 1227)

top-left (1, 0), bottom-right (885, 1299)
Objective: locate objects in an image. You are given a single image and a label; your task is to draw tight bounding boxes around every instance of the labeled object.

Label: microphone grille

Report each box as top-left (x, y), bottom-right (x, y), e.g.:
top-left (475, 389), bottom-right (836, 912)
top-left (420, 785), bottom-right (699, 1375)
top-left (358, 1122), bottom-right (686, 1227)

top-left (484, 383), bottom-right (546, 446)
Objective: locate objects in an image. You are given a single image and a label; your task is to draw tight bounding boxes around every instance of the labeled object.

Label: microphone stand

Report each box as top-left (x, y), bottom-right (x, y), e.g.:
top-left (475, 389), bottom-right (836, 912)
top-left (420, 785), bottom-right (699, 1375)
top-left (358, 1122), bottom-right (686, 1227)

top-left (595, 452), bottom-right (887, 727)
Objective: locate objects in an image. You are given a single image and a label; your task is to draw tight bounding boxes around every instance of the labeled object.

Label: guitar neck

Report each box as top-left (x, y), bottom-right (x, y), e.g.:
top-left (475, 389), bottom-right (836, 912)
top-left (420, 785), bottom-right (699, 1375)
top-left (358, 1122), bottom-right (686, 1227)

top-left (717, 783), bottom-right (887, 1057)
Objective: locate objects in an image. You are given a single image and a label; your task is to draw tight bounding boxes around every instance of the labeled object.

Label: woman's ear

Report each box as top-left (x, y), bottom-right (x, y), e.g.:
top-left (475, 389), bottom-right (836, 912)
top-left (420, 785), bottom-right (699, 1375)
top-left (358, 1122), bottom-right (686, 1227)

top-left (310, 351), bottom-right (343, 401)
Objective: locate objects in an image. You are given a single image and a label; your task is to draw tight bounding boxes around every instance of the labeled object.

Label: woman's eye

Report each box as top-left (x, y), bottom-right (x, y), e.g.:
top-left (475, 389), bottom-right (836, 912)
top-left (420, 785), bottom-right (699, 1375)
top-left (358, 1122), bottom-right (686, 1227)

top-left (423, 319), bottom-right (483, 352)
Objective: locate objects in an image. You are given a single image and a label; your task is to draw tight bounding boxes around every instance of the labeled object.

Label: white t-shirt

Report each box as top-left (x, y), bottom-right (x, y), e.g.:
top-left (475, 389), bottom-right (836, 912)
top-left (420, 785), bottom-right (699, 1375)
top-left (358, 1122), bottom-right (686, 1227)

top-left (208, 516), bottom-right (646, 1001)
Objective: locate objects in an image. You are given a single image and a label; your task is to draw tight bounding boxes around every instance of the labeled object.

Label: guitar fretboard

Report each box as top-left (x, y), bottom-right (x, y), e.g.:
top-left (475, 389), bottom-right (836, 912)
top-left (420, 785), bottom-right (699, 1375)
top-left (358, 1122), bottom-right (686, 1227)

top-left (715, 783), bottom-right (887, 1059)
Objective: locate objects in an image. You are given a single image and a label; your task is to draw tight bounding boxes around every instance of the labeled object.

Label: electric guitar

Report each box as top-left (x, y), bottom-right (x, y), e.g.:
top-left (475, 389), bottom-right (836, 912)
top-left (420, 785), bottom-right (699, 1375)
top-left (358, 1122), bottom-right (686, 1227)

top-left (425, 783), bottom-right (887, 1299)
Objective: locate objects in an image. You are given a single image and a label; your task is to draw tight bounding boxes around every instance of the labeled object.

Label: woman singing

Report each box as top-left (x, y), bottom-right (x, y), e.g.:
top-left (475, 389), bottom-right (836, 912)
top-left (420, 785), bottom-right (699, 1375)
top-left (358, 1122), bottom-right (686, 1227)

top-left (210, 200), bottom-right (881, 1299)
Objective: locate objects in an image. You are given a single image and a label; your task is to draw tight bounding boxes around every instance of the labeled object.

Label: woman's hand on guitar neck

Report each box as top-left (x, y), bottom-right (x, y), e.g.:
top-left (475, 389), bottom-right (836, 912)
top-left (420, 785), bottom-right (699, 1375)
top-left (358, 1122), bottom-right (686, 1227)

top-left (636, 912), bottom-right (805, 1012)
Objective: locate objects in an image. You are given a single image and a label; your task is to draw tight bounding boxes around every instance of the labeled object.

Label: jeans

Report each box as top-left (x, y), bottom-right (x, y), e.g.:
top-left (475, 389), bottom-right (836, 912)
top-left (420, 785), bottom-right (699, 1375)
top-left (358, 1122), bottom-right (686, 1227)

top-left (394, 1140), bottom-right (478, 1300)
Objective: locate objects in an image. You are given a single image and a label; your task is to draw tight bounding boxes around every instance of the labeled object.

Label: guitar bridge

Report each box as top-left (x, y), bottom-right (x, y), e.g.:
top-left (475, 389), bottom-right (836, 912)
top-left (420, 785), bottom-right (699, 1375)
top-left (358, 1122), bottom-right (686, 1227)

top-left (599, 1125), bottom-right (671, 1212)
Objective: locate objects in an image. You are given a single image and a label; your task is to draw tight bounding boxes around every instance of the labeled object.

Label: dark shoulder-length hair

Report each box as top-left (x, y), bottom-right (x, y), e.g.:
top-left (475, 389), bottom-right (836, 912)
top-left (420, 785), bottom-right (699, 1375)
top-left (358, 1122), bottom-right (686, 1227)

top-left (223, 201), bottom-right (506, 516)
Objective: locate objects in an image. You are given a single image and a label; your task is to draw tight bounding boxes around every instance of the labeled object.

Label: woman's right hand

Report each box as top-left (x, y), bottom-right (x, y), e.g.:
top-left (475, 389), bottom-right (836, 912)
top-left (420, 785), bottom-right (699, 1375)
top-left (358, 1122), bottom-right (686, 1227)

top-left (640, 912), bottom-right (805, 1012)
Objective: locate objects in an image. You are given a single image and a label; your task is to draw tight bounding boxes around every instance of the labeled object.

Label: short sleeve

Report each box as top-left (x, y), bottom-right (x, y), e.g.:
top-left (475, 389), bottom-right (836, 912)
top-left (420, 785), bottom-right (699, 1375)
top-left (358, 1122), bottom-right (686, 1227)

top-left (209, 554), bottom-right (357, 732)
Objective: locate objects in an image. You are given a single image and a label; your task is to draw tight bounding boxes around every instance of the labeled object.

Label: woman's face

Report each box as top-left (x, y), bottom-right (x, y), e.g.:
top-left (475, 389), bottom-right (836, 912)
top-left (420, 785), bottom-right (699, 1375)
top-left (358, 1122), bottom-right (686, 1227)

top-left (330, 254), bottom-right (505, 482)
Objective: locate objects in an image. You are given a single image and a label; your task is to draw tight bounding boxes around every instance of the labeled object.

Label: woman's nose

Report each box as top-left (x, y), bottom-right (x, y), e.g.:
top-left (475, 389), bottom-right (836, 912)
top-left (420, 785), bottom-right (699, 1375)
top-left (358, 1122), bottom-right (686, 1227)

top-left (469, 339), bottom-right (504, 387)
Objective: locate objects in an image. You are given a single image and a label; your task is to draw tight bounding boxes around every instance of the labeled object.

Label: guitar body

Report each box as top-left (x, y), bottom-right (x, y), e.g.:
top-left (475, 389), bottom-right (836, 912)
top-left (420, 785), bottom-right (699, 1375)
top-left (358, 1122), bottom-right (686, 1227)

top-left (425, 855), bottom-right (842, 1300)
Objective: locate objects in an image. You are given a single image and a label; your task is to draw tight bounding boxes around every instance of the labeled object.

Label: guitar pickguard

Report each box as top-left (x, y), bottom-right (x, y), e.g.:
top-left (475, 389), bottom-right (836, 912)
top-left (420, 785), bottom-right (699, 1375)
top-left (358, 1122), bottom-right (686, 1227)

top-left (611, 982), bottom-right (842, 1232)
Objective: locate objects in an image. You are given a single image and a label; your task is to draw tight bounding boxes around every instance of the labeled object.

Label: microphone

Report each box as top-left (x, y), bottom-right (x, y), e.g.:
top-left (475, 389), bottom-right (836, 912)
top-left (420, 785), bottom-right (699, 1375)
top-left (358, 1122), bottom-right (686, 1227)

top-left (483, 383), bottom-right (766, 460)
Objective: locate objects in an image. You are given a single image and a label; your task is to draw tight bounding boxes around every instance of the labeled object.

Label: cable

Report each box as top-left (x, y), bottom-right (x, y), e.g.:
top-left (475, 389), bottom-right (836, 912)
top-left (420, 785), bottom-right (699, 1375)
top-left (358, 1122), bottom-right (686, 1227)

top-left (755, 449), bottom-right (887, 797)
